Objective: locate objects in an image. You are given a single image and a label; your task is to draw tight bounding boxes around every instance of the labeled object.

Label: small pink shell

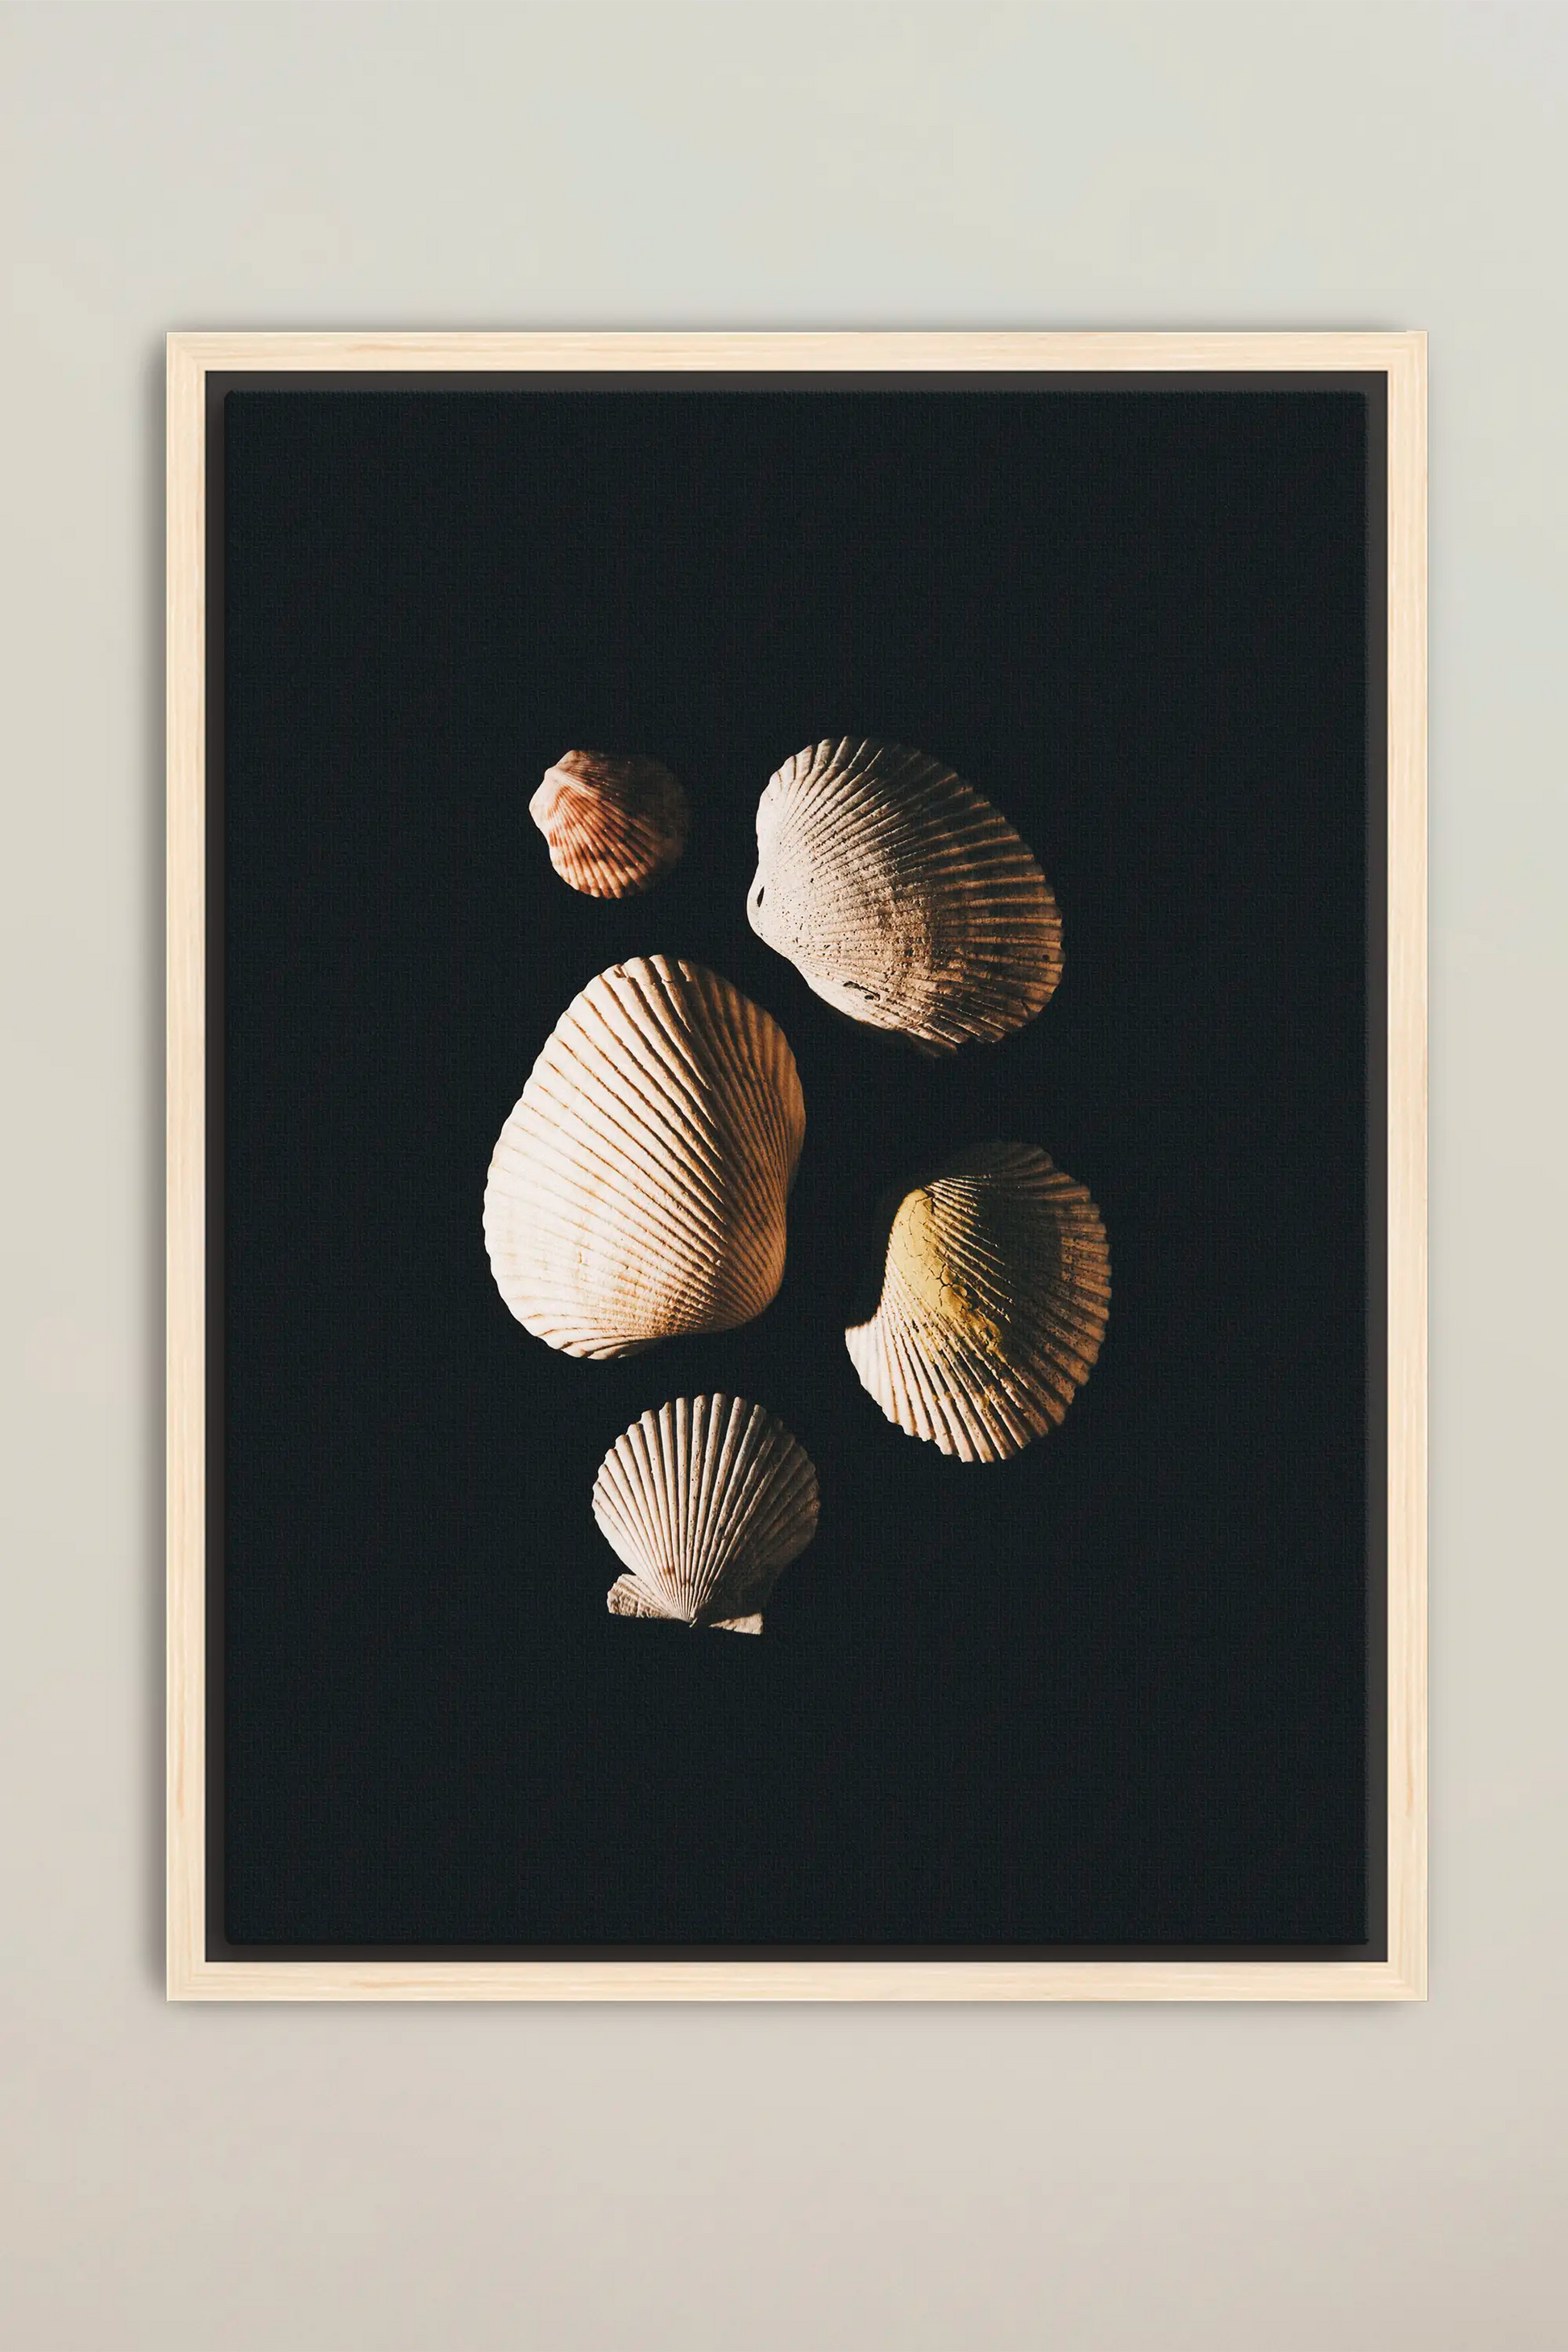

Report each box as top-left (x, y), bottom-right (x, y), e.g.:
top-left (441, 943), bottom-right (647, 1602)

top-left (530, 750), bottom-right (689, 898)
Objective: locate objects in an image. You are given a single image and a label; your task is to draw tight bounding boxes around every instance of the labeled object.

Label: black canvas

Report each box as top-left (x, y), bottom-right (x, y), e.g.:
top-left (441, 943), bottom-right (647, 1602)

top-left (214, 379), bottom-right (1379, 1954)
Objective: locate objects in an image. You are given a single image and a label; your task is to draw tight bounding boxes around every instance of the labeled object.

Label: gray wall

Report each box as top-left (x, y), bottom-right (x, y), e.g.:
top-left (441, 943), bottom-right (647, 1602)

top-left (2, 5), bottom-right (1563, 2346)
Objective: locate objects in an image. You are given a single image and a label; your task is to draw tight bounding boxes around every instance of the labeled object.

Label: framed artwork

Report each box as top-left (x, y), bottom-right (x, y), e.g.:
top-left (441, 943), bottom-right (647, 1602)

top-left (166, 331), bottom-right (1425, 1999)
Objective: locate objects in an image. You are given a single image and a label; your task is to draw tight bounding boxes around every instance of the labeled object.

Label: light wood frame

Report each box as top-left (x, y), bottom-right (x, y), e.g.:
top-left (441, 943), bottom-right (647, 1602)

top-left (168, 331), bottom-right (1426, 2001)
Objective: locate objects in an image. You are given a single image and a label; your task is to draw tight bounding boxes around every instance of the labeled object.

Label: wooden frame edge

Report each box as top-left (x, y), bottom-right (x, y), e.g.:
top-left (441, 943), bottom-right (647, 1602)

top-left (1383, 331), bottom-right (1429, 1999)
top-left (164, 328), bottom-right (1421, 375)
top-left (167, 333), bottom-right (207, 1999)
top-left (172, 1958), bottom-right (1423, 2002)
top-left (165, 331), bottom-right (1427, 2002)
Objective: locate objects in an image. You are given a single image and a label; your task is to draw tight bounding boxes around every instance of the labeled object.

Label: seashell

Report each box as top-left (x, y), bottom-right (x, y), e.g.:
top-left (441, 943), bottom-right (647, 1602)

top-left (530, 750), bottom-right (689, 897)
top-left (595, 1393), bottom-right (819, 1632)
top-left (845, 1141), bottom-right (1110, 1462)
top-left (747, 739), bottom-right (1063, 1053)
top-left (483, 956), bottom-right (805, 1359)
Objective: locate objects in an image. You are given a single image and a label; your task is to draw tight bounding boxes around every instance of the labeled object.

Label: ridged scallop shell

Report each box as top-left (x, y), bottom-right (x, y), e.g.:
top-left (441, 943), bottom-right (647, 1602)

top-left (747, 739), bottom-right (1063, 1052)
top-left (484, 956), bottom-right (804, 1359)
top-left (595, 1394), bottom-right (819, 1633)
top-left (845, 1141), bottom-right (1110, 1462)
top-left (530, 750), bottom-right (690, 897)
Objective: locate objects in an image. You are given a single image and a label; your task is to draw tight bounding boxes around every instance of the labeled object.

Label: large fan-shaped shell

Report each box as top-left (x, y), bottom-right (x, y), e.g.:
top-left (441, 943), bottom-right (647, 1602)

top-left (595, 1394), bottom-right (819, 1632)
top-left (484, 956), bottom-right (804, 1359)
top-left (747, 739), bottom-right (1063, 1052)
top-left (530, 750), bottom-right (690, 897)
top-left (846, 1142), bottom-right (1110, 1462)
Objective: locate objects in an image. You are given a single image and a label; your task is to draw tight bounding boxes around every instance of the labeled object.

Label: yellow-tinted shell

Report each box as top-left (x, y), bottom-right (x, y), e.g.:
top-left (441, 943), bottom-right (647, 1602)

top-left (483, 956), bottom-right (804, 1359)
top-left (748, 739), bottom-right (1062, 1052)
top-left (846, 1141), bottom-right (1110, 1461)
top-left (595, 1393), bottom-right (819, 1633)
top-left (530, 750), bottom-right (689, 897)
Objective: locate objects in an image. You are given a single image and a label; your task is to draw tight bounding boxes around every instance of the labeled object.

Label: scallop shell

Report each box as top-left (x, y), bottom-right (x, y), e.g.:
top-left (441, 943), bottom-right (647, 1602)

top-left (530, 750), bottom-right (690, 897)
top-left (595, 1393), bottom-right (819, 1632)
top-left (484, 956), bottom-right (805, 1359)
top-left (747, 739), bottom-right (1063, 1052)
top-left (845, 1141), bottom-right (1110, 1462)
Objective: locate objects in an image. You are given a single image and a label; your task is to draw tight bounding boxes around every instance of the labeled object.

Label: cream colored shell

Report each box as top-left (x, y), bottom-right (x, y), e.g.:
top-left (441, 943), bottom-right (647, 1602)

top-left (747, 738), bottom-right (1063, 1052)
top-left (483, 956), bottom-right (805, 1359)
top-left (595, 1394), bottom-right (819, 1632)
top-left (530, 750), bottom-right (690, 898)
top-left (846, 1141), bottom-right (1110, 1462)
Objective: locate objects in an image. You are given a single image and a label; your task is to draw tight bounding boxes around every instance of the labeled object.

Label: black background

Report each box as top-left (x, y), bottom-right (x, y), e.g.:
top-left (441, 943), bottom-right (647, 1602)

top-left (220, 381), bottom-right (1374, 1949)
